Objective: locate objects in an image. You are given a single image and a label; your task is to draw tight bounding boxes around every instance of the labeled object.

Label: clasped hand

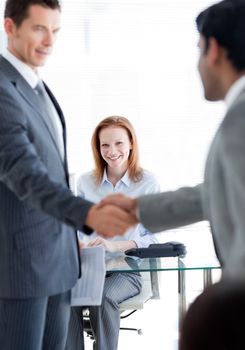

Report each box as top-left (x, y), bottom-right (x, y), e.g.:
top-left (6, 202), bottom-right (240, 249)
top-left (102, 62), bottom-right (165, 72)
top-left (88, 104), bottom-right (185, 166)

top-left (85, 193), bottom-right (138, 238)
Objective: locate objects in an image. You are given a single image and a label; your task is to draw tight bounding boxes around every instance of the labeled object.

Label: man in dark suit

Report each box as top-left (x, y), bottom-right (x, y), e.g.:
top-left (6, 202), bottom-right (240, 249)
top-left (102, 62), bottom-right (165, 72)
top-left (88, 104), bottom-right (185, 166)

top-left (103, 0), bottom-right (245, 281)
top-left (0, 1), bottom-right (135, 349)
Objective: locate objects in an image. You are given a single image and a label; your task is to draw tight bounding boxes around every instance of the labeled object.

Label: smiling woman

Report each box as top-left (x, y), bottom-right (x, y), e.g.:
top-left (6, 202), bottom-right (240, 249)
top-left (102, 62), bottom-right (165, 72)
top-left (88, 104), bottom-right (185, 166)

top-left (65, 116), bottom-right (160, 350)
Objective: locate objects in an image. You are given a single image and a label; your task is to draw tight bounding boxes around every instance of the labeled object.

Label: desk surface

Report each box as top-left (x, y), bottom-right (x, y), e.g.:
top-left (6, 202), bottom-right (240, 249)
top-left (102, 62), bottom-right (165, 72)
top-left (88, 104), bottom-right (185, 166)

top-left (105, 253), bottom-right (221, 273)
top-left (105, 244), bottom-right (221, 330)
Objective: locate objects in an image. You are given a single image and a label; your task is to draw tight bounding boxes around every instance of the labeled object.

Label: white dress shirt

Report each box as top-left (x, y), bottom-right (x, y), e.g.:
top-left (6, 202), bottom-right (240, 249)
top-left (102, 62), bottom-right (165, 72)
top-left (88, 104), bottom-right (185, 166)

top-left (77, 169), bottom-right (160, 248)
top-left (2, 49), bottom-right (39, 88)
top-left (225, 75), bottom-right (245, 110)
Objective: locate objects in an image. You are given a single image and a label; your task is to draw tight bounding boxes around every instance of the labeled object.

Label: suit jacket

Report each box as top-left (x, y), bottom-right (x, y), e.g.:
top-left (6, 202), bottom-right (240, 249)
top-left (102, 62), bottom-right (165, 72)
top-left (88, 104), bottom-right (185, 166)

top-left (0, 56), bottom-right (93, 298)
top-left (138, 88), bottom-right (245, 279)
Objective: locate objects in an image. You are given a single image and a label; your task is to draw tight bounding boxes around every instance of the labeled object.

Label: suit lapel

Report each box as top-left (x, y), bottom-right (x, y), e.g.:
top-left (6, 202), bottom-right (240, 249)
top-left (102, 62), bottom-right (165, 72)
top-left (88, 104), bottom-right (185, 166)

top-left (43, 82), bottom-right (69, 180)
top-left (0, 56), bottom-right (66, 168)
top-left (17, 79), bottom-right (68, 170)
top-left (0, 55), bottom-right (69, 185)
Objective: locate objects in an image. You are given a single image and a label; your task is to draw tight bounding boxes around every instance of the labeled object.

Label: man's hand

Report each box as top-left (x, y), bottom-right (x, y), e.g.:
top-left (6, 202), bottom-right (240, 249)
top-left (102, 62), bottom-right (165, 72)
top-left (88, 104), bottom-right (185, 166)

top-left (100, 193), bottom-right (138, 217)
top-left (85, 203), bottom-right (136, 238)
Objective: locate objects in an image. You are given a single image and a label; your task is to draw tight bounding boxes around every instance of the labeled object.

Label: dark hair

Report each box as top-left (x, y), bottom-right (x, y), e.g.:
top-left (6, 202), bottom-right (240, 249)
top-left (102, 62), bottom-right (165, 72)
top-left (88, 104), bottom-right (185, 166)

top-left (180, 280), bottom-right (245, 350)
top-left (196, 0), bottom-right (245, 72)
top-left (4, 0), bottom-right (61, 27)
top-left (91, 116), bottom-right (143, 184)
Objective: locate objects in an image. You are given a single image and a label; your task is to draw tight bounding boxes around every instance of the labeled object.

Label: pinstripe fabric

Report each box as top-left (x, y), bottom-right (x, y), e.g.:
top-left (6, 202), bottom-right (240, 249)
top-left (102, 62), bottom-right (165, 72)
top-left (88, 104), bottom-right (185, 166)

top-left (0, 55), bottom-right (94, 350)
top-left (42, 290), bottom-right (71, 350)
top-left (65, 307), bottom-right (84, 350)
top-left (0, 290), bottom-right (71, 350)
top-left (90, 272), bottom-right (142, 350)
top-left (66, 272), bottom-right (141, 350)
top-left (0, 56), bottom-right (94, 299)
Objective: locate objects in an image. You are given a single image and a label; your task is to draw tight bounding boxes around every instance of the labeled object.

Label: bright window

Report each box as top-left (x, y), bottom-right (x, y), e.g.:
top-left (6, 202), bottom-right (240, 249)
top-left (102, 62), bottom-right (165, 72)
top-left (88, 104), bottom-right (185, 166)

top-left (0, 0), bottom-right (224, 245)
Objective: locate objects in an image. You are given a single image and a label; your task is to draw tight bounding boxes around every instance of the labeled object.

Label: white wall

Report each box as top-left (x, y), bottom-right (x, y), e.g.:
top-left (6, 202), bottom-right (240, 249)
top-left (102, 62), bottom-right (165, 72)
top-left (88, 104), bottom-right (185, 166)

top-left (0, 0), bottom-right (224, 186)
top-left (0, 0), bottom-right (224, 239)
top-left (41, 0), bottom-right (224, 191)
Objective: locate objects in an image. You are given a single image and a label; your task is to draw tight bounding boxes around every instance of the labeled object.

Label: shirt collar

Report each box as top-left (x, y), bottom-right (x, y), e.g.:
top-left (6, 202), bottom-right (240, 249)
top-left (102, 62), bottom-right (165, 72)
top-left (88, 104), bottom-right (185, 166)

top-left (225, 75), bottom-right (245, 110)
top-left (119, 171), bottom-right (131, 187)
top-left (101, 169), bottom-right (131, 187)
top-left (2, 49), bottom-right (39, 88)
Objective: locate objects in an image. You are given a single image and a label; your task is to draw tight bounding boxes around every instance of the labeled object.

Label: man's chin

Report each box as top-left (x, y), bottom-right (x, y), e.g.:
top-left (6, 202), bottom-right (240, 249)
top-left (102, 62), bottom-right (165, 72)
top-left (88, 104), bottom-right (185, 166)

top-left (205, 95), bottom-right (222, 102)
top-left (33, 58), bottom-right (48, 68)
top-left (37, 60), bottom-right (47, 67)
top-left (204, 91), bottom-right (222, 102)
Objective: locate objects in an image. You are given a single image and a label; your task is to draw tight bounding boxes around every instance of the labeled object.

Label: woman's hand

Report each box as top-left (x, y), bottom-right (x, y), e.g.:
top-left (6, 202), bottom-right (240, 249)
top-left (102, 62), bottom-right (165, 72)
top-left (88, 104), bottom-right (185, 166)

top-left (78, 240), bottom-right (87, 250)
top-left (87, 237), bottom-right (116, 253)
top-left (87, 237), bottom-right (137, 253)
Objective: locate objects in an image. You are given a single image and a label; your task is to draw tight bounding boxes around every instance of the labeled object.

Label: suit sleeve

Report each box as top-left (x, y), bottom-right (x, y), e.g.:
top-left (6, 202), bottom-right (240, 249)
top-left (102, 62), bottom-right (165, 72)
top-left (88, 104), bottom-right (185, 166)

top-left (131, 173), bottom-right (161, 247)
top-left (0, 85), bottom-right (93, 232)
top-left (138, 184), bottom-right (204, 233)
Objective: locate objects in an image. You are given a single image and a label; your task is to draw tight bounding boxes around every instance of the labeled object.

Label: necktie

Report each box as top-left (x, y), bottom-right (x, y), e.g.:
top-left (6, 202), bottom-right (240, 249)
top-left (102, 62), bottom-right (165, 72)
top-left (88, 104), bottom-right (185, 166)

top-left (35, 80), bottom-right (64, 160)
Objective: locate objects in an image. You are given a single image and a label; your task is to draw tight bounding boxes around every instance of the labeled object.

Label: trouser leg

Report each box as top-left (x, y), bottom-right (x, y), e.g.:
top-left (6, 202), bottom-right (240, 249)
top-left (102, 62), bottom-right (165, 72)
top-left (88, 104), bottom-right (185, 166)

top-left (90, 273), bottom-right (142, 350)
top-left (42, 289), bottom-right (71, 350)
top-left (0, 296), bottom-right (48, 350)
top-left (65, 306), bottom-right (84, 350)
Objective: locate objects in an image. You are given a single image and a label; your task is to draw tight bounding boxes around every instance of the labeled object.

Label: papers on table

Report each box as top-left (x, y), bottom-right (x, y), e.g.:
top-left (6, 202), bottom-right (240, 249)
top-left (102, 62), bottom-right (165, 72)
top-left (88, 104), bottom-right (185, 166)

top-left (71, 245), bottom-right (106, 306)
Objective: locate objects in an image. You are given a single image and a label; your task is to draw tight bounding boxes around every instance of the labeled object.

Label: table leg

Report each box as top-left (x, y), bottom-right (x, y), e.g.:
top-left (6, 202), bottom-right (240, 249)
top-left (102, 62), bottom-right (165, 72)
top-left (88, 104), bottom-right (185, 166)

top-left (178, 268), bottom-right (186, 331)
top-left (203, 268), bottom-right (212, 289)
top-left (178, 267), bottom-right (214, 333)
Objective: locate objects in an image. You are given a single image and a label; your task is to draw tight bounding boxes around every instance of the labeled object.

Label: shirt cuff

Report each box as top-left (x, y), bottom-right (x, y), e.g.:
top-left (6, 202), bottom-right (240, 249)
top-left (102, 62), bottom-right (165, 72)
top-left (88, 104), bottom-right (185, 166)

top-left (136, 204), bottom-right (140, 221)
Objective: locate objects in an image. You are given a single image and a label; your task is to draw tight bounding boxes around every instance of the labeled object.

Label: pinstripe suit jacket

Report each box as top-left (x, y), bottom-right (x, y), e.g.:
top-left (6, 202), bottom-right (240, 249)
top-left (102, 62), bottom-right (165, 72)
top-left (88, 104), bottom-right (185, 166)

top-left (138, 88), bottom-right (245, 280)
top-left (0, 55), bottom-right (93, 299)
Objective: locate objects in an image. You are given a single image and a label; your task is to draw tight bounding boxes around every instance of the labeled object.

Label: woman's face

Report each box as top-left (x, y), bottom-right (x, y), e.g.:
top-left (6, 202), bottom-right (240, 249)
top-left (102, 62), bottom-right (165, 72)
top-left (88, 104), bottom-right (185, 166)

top-left (99, 126), bottom-right (132, 172)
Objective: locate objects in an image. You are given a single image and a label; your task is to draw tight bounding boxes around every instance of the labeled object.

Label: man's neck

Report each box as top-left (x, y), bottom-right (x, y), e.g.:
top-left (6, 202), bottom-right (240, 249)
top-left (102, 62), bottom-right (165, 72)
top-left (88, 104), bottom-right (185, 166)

top-left (225, 74), bottom-right (245, 109)
top-left (2, 48), bottom-right (39, 88)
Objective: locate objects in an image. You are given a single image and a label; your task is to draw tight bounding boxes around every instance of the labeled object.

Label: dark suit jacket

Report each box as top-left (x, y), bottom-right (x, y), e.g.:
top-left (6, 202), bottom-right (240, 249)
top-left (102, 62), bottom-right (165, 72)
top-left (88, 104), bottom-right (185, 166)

top-left (0, 55), bottom-right (93, 299)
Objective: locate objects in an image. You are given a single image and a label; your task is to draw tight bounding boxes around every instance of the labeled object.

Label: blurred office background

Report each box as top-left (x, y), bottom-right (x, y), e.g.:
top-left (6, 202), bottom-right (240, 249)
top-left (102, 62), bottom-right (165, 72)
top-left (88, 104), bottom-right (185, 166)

top-left (0, 0), bottom-right (221, 258)
top-left (0, 0), bottom-right (223, 186)
top-left (0, 1), bottom-right (222, 348)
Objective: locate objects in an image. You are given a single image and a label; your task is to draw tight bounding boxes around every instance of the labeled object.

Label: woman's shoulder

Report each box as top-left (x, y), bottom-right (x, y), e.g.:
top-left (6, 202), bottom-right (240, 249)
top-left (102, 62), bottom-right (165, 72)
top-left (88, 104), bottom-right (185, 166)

top-left (141, 169), bottom-right (159, 184)
top-left (134, 169), bottom-right (160, 193)
top-left (77, 170), bottom-right (96, 187)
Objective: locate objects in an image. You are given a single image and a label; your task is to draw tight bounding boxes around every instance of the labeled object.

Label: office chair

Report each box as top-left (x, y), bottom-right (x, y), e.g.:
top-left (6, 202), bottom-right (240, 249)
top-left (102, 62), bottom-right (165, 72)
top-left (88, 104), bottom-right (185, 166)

top-left (83, 269), bottom-right (160, 338)
top-left (119, 270), bottom-right (160, 334)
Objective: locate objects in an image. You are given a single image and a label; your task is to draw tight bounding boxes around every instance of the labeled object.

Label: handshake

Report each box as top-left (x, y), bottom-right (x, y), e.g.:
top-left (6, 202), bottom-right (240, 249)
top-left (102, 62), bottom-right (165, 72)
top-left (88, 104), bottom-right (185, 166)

top-left (85, 193), bottom-right (138, 238)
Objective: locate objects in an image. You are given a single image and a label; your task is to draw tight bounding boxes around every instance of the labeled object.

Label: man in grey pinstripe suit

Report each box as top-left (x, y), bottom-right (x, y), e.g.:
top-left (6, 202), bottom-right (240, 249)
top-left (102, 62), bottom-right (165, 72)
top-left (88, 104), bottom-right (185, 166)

top-left (103, 0), bottom-right (245, 282)
top-left (0, 1), bottom-right (135, 349)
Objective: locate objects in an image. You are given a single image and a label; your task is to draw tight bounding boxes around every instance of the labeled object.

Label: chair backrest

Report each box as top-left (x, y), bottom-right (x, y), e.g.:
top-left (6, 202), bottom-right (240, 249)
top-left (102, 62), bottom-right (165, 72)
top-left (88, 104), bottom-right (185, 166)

top-left (82, 270), bottom-right (161, 338)
top-left (119, 270), bottom-right (160, 311)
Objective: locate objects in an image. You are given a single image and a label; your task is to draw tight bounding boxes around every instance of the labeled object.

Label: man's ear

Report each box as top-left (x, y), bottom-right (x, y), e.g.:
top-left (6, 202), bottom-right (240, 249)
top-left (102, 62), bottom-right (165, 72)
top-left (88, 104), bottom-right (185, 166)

top-left (4, 18), bottom-right (16, 37)
top-left (206, 37), bottom-right (222, 66)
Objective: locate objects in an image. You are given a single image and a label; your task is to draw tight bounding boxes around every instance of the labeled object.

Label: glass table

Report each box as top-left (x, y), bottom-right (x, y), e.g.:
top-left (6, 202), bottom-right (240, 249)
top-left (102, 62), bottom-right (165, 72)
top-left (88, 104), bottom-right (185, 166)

top-left (105, 252), bottom-right (221, 329)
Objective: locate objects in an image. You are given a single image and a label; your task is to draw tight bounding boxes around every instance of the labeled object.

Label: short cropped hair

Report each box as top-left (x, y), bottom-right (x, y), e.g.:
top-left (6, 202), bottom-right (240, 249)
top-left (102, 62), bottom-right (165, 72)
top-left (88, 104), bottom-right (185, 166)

top-left (91, 116), bottom-right (143, 184)
top-left (196, 0), bottom-right (245, 72)
top-left (4, 0), bottom-right (61, 27)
